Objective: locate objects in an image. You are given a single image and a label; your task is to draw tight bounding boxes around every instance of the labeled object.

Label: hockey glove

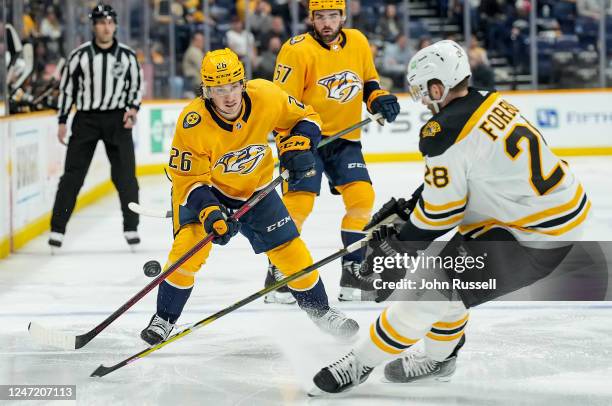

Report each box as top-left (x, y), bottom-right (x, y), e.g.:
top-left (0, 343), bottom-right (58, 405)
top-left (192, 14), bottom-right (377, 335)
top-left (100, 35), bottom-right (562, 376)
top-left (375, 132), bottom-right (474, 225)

top-left (277, 133), bottom-right (316, 185)
top-left (364, 186), bottom-right (423, 232)
top-left (360, 224), bottom-right (409, 302)
top-left (367, 90), bottom-right (400, 123)
top-left (201, 206), bottom-right (241, 245)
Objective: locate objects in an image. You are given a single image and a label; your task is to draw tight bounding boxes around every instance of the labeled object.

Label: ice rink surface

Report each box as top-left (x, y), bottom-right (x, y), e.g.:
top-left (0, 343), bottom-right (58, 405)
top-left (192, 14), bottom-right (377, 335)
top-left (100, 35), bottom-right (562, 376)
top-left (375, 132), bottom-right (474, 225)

top-left (1, 159), bottom-right (612, 405)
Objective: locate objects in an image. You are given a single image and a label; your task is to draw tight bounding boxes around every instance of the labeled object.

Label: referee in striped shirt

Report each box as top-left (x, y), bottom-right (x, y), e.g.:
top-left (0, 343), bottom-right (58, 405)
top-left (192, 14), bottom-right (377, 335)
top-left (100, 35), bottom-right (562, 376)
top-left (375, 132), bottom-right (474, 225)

top-left (49, 4), bottom-right (143, 250)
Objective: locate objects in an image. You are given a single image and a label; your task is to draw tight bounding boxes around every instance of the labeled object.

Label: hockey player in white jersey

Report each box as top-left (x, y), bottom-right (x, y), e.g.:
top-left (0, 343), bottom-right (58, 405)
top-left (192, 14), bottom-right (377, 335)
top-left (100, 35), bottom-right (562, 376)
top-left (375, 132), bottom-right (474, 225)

top-left (309, 39), bottom-right (592, 395)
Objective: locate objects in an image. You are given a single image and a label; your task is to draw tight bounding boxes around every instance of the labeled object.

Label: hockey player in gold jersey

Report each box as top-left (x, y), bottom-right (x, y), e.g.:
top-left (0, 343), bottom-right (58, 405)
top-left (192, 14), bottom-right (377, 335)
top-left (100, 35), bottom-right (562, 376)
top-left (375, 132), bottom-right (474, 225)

top-left (140, 48), bottom-right (359, 345)
top-left (309, 40), bottom-right (593, 395)
top-left (264, 0), bottom-right (401, 303)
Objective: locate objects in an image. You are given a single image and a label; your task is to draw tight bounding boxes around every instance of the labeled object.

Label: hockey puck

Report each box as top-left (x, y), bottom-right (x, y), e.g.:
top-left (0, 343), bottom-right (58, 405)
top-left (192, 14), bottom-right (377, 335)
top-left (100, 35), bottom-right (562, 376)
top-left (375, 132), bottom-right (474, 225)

top-left (143, 260), bottom-right (162, 277)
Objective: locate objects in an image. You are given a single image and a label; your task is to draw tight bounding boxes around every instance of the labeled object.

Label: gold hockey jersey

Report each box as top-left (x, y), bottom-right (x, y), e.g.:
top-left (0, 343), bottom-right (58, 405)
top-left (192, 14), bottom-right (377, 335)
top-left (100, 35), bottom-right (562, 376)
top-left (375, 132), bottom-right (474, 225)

top-left (274, 29), bottom-right (380, 140)
top-left (407, 88), bottom-right (590, 242)
top-left (168, 79), bottom-right (321, 211)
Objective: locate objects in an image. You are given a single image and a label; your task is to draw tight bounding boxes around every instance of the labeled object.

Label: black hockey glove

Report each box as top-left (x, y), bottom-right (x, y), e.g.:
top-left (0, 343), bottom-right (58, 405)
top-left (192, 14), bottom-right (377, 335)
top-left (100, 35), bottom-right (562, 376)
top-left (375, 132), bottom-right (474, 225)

top-left (361, 224), bottom-right (412, 302)
top-left (369, 93), bottom-right (400, 123)
top-left (202, 206), bottom-right (241, 245)
top-left (364, 184), bottom-right (424, 231)
top-left (280, 149), bottom-right (316, 185)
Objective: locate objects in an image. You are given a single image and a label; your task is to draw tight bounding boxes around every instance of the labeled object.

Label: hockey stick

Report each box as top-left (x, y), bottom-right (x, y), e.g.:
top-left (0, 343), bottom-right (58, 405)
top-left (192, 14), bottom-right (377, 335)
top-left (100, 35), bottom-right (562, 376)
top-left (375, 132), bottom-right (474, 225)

top-left (28, 171), bottom-right (289, 350)
top-left (317, 112), bottom-right (382, 148)
top-left (91, 214), bottom-right (397, 378)
top-left (30, 115), bottom-right (377, 350)
top-left (128, 113), bottom-right (382, 219)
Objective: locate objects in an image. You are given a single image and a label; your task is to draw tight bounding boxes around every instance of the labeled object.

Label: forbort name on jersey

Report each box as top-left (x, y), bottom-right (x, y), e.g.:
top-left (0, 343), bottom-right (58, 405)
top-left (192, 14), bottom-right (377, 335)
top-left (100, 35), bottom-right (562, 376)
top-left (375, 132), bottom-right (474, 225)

top-left (478, 99), bottom-right (520, 140)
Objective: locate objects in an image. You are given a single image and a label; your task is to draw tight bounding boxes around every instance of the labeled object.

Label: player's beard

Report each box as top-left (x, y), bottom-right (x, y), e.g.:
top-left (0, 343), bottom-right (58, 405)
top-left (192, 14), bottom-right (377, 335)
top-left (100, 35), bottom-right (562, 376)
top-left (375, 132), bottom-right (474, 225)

top-left (315, 24), bottom-right (343, 44)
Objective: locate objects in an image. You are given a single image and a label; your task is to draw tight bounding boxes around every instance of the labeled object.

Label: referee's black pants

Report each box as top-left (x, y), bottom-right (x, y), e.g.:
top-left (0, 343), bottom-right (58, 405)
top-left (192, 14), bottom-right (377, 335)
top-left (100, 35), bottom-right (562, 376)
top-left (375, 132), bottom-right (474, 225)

top-left (51, 110), bottom-right (139, 234)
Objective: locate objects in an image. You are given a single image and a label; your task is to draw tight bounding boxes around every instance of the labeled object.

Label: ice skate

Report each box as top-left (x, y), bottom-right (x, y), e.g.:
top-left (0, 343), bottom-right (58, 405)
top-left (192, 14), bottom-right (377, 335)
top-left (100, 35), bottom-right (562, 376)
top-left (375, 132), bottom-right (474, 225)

top-left (48, 232), bottom-right (64, 254)
top-left (383, 351), bottom-right (457, 383)
top-left (309, 351), bottom-right (373, 396)
top-left (124, 231), bottom-right (140, 252)
top-left (308, 307), bottom-right (359, 339)
top-left (263, 261), bottom-right (296, 304)
top-left (140, 314), bottom-right (174, 346)
top-left (338, 260), bottom-right (373, 302)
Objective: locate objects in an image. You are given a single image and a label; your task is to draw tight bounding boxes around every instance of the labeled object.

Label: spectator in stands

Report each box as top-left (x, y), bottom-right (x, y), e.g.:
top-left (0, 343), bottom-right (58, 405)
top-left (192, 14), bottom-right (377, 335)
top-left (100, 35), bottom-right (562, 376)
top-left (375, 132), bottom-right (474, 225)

top-left (226, 15), bottom-right (258, 66)
top-left (376, 3), bottom-right (404, 43)
top-left (381, 33), bottom-right (414, 90)
top-left (576, 0), bottom-right (602, 21)
top-left (479, 0), bottom-right (515, 59)
top-left (259, 16), bottom-right (289, 52)
top-left (39, 6), bottom-right (62, 56)
top-left (468, 35), bottom-right (495, 88)
top-left (236, 0), bottom-right (258, 21)
top-left (348, 0), bottom-right (376, 37)
top-left (254, 35), bottom-right (282, 80)
top-left (248, 0), bottom-right (274, 38)
top-left (272, 0), bottom-right (309, 33)
top-left (449, 0), bottom-right (481, 33)
top-left (417, 36), bottom-right (433, 50)
top-left (182, 32), bottom-right (205, 94)
top-left (370, 42), bottom-right (394, 91)
top-left (22, 7), bottom-right (39, 39)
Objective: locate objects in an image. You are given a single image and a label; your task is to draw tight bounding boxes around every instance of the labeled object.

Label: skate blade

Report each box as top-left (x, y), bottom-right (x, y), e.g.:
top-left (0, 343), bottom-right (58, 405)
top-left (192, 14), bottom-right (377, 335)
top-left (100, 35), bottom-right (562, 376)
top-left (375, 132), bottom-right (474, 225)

top-left (263, 292), bottom-right (296, 305)
top-left (307, 385), bottom-right (356, 397)
top-left (380, 375), bottom-right (454, 384)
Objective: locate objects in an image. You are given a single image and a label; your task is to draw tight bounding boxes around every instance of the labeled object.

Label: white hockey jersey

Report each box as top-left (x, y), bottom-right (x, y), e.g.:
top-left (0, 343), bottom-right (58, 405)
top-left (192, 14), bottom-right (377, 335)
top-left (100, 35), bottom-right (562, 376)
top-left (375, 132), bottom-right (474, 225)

top-left (406, 88), bottom-right (590, 242)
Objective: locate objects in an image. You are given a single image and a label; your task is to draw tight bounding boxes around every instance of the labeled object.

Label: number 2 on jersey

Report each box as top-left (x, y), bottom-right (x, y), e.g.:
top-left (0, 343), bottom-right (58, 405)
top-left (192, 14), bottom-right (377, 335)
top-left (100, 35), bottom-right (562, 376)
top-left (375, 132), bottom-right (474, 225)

top-left (504, 124), bottom-right (565, 195)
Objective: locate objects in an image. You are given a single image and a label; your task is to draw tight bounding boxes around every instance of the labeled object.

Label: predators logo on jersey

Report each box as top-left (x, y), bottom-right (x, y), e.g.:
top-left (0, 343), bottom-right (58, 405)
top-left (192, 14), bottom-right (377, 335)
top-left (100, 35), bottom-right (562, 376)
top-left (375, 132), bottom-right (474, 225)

top-left (421, 121), bottom-right (441, 138)
top-left (214, 144), bottom-right (268, 175)
top-left (317, 70), bottom-right (363, 103)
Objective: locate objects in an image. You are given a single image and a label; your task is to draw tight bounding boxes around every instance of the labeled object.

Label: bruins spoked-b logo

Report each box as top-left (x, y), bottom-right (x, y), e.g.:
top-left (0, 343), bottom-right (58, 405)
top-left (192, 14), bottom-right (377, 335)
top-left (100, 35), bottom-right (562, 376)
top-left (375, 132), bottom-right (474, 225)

top-left (421, 121), bottom-right (441, 138)
top-left (214, 144), bottom-right (267, 175)
top-left (183, 112), bottom-right (201, 129)
top-left (317, 71), bottom-right (363, 103)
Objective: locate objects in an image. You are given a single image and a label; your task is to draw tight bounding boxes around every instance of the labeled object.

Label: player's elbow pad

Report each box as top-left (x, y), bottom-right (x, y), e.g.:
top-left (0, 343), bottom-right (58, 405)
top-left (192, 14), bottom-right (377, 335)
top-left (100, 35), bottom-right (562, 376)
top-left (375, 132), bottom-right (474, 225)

top-left (185, 185), bottom-right (220, 215)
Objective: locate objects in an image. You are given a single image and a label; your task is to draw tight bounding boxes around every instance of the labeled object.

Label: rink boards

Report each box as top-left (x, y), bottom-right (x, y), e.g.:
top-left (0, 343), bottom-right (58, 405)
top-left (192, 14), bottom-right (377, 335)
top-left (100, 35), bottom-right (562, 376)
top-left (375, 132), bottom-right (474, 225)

top-left (1, 89), bottom-right (612, 258)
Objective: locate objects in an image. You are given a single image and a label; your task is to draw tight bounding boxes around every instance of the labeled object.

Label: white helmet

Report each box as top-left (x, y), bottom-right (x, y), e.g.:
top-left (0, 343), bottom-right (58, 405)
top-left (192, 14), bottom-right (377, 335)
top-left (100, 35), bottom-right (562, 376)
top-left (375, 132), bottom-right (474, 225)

top-left (406, 40), bottom-right (471, 110)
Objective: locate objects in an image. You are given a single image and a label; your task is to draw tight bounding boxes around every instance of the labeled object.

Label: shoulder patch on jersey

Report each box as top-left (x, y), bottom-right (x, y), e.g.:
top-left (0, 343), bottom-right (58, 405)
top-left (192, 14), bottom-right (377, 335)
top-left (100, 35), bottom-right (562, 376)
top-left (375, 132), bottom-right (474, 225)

top-left (419, 119), bottom-right (460, 158)
top-left (421, 121), bottom-right (441, 138)
top-left (317, 70), bottom-right (363, 103)
top-left (290, 35), bottom-right (305, 45)
top-left (183, 111), bottom-right (201, 129)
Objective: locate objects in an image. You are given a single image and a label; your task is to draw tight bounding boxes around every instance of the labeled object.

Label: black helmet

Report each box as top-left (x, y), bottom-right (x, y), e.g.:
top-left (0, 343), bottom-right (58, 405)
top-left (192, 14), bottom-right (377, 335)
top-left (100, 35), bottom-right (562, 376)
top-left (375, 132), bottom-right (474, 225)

top-left (89, 3), bottom-right (117, 23)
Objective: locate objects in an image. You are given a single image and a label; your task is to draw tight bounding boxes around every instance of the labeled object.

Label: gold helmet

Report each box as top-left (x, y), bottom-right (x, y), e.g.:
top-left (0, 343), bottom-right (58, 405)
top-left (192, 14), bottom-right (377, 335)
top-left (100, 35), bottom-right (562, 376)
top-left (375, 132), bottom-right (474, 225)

top-left (200, 48), bottom-right (245, 97)
top-left (309, 0), bottom-right (345, 17)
